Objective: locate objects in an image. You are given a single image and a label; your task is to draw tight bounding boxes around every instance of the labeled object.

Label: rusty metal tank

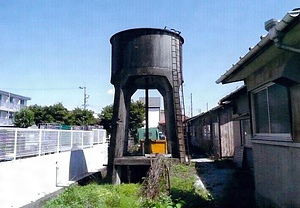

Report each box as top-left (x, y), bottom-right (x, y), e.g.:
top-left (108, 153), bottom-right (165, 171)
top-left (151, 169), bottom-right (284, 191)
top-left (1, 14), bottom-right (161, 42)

top-left (110, 28), bottom-right (184, 90)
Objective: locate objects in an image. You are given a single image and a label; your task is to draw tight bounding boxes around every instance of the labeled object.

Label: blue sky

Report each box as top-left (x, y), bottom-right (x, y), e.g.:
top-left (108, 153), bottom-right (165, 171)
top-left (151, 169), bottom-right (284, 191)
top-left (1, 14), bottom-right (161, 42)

top-left (1, 1), bottom-right (299, 115)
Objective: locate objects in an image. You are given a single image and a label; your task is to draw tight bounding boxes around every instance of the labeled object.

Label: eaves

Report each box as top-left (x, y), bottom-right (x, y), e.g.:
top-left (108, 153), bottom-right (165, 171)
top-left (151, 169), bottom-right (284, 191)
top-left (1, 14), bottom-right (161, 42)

top-left (216, 8), bottom-right (300, 84)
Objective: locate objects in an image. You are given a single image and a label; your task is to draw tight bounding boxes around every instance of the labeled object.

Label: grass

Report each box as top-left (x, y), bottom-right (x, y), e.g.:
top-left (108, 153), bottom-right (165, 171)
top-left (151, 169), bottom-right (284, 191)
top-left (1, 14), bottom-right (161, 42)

top-left (44, 183), bottom-right (141, 208)
top-left (169, 162), bottom-right (214, 208)
top-left (44, 161), bottom-right (214, 208)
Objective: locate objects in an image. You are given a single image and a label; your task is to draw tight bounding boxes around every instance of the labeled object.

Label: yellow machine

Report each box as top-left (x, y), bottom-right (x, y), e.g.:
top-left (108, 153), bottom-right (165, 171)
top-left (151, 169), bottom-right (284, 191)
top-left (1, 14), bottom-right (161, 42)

top-left (138, 128), bottom-right (167, 154)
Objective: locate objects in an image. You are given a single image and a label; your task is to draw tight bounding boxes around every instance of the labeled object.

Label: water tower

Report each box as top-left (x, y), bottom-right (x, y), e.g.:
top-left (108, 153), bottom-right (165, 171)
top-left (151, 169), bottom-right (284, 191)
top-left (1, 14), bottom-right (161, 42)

top-left (108, 28), bottom-right (187, 184)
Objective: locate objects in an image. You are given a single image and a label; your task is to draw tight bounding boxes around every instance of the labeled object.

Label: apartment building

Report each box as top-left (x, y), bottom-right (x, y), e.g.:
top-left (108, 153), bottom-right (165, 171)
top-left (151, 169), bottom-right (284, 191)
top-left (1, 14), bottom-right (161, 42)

top-left (0, 90), bottom-right (31, 126)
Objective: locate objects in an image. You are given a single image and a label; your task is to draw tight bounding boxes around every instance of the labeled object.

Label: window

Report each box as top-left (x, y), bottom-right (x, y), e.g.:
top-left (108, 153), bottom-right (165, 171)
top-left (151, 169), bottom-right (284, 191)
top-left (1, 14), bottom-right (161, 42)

top-left (203, 125), bottom-right (211, 140)
top-left (212, 123), bottom-right (219, 139)
top-left (8, 112), bottom-right (13, 119)
top-left (252, 83), bottom-right (291, 137)
top-left (20, 100), bottom-right (25, 105)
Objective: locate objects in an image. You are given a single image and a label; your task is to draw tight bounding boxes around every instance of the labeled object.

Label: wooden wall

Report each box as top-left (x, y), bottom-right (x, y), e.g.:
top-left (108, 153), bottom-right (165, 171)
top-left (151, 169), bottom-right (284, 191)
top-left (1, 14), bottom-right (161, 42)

top-left (291, 84), bottom-right (300, 142)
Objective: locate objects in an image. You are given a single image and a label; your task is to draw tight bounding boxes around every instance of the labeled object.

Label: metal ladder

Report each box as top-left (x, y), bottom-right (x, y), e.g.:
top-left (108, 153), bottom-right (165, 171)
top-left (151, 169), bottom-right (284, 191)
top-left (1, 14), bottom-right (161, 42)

top-left (171, 36), bottom-right (190, 163)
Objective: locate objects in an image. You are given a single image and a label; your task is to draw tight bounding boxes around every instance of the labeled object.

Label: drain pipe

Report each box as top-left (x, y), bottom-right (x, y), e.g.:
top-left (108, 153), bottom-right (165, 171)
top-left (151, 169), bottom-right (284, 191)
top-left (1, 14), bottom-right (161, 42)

top-left (265, 9), bottom-right (300, 54)
top-left (216, 9), bottom-right (300, 85)
top-left (274, 41), bottom-right (300, 54)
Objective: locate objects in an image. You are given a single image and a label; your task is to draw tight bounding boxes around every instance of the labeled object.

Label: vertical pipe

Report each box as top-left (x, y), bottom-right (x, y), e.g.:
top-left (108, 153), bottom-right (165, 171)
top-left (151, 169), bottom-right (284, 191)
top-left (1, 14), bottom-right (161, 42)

top-left (56, 161), bottom-right (60, 186)
top-left (145, 79), bottom-right (149, 141)
top-left (145, 78), bottom-right (151, 154)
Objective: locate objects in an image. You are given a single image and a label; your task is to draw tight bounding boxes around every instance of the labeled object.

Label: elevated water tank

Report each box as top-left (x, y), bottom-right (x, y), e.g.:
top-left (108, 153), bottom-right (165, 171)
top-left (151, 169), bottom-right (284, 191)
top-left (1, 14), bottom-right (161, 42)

top-left (110, 28), bottom-right (184, 89)
top-left (108, 28), bottom-right (186, 184)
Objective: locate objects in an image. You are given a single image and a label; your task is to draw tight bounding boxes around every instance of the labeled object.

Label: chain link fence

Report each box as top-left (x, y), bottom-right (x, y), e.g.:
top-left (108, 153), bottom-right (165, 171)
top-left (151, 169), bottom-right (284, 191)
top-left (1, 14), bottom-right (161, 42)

top-left (0, 128), bottom-right (107, 161)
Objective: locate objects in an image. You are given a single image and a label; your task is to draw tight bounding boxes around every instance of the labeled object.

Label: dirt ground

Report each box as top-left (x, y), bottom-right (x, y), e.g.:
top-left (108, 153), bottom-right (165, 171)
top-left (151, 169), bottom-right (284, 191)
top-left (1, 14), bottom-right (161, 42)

top-left (193, 158), bottom-right (256, 208)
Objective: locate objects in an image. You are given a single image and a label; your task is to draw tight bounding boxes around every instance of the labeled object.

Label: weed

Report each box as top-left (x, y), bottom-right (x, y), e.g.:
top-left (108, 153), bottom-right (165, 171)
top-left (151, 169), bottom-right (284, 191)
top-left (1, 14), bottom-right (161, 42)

top-left (139, 155), bottom-right (171, 200)
top-left (169, 162), bottom-right (214, 207)
top-left (140, 193), bottom-right (185, 208)
top-left (44, 161), bottom-right (215, 208)
top-left (44, 183), bottom-right (140, 208)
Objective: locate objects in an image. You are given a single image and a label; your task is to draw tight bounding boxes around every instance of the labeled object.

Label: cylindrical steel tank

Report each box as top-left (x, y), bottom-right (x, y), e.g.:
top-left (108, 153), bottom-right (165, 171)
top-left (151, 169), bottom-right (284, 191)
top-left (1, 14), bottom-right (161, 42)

top-left (110, 28), bottom-right (184, 88)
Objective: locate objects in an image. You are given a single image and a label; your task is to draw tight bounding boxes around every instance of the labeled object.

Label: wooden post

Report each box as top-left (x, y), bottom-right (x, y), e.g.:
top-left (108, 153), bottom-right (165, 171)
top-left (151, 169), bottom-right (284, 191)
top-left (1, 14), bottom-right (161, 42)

top-left (108, 86), bottom-right (127, 184)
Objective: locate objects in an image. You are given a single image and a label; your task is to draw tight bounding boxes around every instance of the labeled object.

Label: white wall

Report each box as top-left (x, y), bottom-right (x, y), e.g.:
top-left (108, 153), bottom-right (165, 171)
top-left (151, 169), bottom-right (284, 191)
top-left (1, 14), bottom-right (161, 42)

top-left (148, 108), bottom-right (160, 128)
top-left (0, 143), bottom-right (108, 208)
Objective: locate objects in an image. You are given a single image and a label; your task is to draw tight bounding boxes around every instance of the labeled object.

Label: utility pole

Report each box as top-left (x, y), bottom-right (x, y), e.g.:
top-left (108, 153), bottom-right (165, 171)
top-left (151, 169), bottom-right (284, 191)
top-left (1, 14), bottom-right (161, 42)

top-left (79, 85), bottom-right (89, 110)
top-left (190, 93), bottom-right (193, 117)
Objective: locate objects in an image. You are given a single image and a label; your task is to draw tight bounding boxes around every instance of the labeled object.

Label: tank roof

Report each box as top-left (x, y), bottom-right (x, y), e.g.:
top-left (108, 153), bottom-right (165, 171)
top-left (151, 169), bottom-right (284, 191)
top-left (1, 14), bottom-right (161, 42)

top-left (110, 27), bottom-right (184, 44)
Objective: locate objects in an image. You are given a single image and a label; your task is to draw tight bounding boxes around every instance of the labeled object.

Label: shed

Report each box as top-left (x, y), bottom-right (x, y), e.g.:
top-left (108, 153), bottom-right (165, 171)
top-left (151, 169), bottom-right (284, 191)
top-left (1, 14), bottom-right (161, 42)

top-left (186, 87), bottom-right (248, 160)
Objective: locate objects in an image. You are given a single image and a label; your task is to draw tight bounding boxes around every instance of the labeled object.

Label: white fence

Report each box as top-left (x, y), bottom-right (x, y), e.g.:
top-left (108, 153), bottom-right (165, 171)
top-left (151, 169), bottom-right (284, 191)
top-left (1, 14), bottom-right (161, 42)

top-left (0, 128), bottom-right (107, 161)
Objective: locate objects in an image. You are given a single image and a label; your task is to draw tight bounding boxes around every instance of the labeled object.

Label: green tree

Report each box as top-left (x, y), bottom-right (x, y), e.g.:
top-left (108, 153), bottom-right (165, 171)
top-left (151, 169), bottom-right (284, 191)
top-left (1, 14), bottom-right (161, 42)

top-left (98, 104), bottom-right (113, 135)
top-left (68, 107), bottom-right (95, 126)
top-left (13, 108), bottom-right (35, 128)
top-left (129, 100), bottom-right (145, 141)
top-left (47, 103), bottom-right (69, 124)
top-left (99, 101), bottom-right (145, 140)
top-left (28, 103), bottom-right (69, 125)
top-left (28, 104), bottom-right (45, 125)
